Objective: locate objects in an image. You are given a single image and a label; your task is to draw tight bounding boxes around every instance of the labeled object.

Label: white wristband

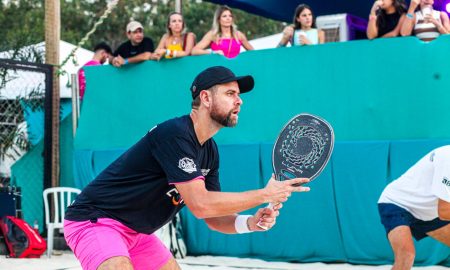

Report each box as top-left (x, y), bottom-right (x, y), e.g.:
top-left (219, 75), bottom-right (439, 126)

top-left (235, 215), bottom-right (252, 234)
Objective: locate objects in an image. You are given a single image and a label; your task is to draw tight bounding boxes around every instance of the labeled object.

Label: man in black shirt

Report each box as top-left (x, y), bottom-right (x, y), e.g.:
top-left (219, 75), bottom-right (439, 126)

top-left (64, 66), bottom-right (311, 270)
top-left (112, 21), bottom-right (154, 67)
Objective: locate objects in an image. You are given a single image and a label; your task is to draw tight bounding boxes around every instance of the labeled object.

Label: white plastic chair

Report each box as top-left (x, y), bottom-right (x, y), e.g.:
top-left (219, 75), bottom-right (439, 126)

top-left (43, 187), bottom-right (81, 257)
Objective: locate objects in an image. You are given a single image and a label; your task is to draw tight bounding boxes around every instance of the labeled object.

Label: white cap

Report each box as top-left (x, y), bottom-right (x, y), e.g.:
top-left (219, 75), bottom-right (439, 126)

top-left (126, 21), bottom-right (143, 32)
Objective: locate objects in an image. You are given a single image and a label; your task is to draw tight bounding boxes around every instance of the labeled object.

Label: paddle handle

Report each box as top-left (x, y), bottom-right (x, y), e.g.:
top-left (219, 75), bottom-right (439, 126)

top-left (255, 202), bottom-right (274, 230)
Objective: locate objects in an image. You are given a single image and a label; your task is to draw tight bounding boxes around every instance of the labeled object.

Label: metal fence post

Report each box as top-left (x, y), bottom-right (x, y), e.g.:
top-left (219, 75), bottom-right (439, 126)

top-left (70, 74), bottom-right (79, 137)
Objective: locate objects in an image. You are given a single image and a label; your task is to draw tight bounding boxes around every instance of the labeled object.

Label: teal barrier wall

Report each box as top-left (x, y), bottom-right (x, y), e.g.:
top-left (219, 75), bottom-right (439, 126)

top-left (76, 35), bottom-right (450, 150)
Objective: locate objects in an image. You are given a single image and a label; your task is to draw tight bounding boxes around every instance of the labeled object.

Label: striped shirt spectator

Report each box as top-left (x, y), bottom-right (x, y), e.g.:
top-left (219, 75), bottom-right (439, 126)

top-left (400, 0), bottom-right (450, 42)
top-left (413, 10), bottom-right (441, 41)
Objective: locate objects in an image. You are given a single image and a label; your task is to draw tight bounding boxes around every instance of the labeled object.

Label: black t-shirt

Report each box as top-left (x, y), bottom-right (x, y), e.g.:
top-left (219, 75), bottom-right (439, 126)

top-left (113, 37), bottom-right (154, 58)
top-left (65, 115), bottom-right (221, 234)
top-left (377, 12), bottom-right (402, 38)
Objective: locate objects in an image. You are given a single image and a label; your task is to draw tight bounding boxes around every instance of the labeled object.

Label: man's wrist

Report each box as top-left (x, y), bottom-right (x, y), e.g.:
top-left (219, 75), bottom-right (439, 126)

top-left (246, 216), bottom-right (252, 231)
top-left (235, 215), bottom-right (253, 234)
top-left (124, 58), bottom-right (129, 65)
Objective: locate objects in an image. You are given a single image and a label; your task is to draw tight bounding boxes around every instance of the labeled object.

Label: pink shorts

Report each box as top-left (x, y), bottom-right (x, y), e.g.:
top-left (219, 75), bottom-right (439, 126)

top-left (64, 218), bottom-right (172, 270)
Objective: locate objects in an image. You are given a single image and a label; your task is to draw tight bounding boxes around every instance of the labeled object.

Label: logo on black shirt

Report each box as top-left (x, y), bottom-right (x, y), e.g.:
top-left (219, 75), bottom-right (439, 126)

top-left (178, 157), bottom-right (197, 173)
top-left (201, 169), bottom-right (210, 176)
top-left (166, 188), bottom-right (184, 206)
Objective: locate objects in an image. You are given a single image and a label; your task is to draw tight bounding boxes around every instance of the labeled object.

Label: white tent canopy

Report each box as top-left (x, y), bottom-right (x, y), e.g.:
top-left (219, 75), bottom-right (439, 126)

top-left (0, 40), bottom-right (94, 99)
top-left (249, 33), bottom-right (285, 50)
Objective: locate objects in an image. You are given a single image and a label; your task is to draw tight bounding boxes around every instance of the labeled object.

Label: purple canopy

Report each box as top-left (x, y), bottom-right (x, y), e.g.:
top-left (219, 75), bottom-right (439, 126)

top-left (204, 0), bottom-right (373, 22)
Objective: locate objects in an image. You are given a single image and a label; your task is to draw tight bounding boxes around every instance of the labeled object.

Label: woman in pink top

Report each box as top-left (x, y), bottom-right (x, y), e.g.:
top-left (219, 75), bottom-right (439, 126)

top-left (192, 5), bottom-right (254, 58)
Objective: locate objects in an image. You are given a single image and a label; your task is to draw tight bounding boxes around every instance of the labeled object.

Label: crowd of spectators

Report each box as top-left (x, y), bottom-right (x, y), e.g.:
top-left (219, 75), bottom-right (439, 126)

top-left (78, 2), bottom-right (450, 95)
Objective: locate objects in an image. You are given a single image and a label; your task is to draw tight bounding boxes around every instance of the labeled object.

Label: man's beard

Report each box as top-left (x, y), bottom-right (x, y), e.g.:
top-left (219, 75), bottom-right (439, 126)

top-left (210, 105), bottom-right (237, 127)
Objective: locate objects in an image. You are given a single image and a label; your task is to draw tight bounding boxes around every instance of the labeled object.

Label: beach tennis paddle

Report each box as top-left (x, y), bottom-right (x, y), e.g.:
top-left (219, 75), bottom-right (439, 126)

top-left (257, 113), bottom-right (334, 230)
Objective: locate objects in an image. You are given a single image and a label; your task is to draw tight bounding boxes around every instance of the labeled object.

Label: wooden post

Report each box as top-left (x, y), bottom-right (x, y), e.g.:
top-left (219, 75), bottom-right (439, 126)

top-left (175, 0), bottom-right (182, 13)
top-left (45, 0), bottom-right (60, 188)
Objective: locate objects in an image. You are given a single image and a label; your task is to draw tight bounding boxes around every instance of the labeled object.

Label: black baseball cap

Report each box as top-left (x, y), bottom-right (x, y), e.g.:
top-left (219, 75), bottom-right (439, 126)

top-left (93, 42), bottom-right (112, 54)
top-left (190, 66), bottom-right (254, 99)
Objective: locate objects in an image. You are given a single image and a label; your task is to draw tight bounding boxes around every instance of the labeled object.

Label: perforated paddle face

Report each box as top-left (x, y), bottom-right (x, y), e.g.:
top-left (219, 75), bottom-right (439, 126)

top-left (272, 114), bottom-right (334, 184)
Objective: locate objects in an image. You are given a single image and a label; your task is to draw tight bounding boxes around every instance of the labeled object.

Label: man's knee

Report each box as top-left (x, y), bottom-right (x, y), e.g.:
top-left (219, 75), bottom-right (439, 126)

top-left (396, 248), bottom-right (415, 262)
top-left (388, 226), bottom-right (416, 263)
top-left (97, 256), bottom-right (133, 270)
top-left (391, 236), bottom-right (415, 268)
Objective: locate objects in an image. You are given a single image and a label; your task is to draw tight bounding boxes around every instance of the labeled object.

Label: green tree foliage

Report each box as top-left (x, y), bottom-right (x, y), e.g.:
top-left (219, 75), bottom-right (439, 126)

top-left (1, 0), bottom-right (285, 55)
top-left (0, 0), bottom-right (45, 60)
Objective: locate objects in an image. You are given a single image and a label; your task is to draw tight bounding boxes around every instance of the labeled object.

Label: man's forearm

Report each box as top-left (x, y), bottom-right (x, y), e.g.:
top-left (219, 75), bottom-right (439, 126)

top-left (186, 189), bottom-right (266, 219)
top-left (204, 215), bottom-right (238, 234)
top-left (128, 52), bottom-right (152, 63)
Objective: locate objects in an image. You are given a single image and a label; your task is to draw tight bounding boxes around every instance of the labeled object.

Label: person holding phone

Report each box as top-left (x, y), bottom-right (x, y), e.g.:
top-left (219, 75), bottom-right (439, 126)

top-left (367, 0), bottom-right (407, 39)
top-left (400, 0), bottom-right (450, 41)
top-left (277, 4), bottom-right (325, 47)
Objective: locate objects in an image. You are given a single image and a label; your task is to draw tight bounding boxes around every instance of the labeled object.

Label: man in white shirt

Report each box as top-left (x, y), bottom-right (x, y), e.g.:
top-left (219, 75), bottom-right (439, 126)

top-left (378, 146), bottom-right (450, 270)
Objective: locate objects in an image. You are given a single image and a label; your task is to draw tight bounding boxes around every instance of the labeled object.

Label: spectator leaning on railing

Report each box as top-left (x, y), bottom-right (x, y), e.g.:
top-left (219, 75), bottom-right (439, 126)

top-left (78, 42), bottom-right (112, 102)
top-left (367, 0), bottom-right (407, 39)
top-left (401, 0), bottom-right (450, 41)
top-left (152, 12), bottom-right (196, 60)
top-left (191, 5), bottom-right (254, 58)
top-left (277, 4), bottom-right (325, 47)
top-left (112, 21), bottom-right (155, 67)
